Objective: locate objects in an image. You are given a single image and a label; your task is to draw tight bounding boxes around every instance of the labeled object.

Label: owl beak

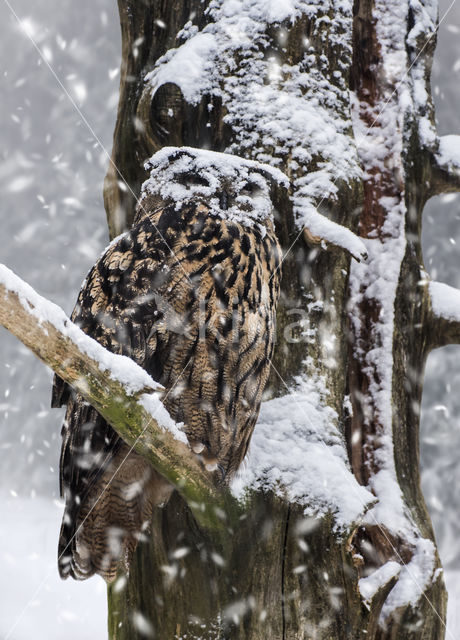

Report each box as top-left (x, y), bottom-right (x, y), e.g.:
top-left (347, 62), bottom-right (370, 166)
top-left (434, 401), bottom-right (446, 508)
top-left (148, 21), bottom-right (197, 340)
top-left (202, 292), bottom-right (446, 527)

top-left (219, 190), bottom-right (229, 210)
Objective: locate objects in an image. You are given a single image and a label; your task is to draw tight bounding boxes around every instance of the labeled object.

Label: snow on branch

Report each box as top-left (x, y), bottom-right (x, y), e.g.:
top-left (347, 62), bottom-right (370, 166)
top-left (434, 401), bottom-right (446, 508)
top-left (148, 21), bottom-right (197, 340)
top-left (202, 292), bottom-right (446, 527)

top-left (428, 280), bottom-right (460, 348)
top-left (0, 264), bottom-right (234, 530)
top-left (430, 280), bottom-right (460, 321)
top-left (359, 561), bottom-right (400, 611)
top-left (430, 135), bottom-right (460, 195)
top-left (437, 136), bottom-right (460, 174)
top-left (300, 206), bottom-right (368, 262)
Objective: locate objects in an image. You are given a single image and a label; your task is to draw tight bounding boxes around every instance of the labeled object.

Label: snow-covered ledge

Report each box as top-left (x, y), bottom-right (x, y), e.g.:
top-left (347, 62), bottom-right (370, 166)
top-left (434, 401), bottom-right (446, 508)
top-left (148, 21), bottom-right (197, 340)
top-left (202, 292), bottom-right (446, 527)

top-left (430, 135), bottom-right (460, 195)
top-left (429, 280), bottom-right (460, 348)
top-left (0, 264), bottom-right (231, 530)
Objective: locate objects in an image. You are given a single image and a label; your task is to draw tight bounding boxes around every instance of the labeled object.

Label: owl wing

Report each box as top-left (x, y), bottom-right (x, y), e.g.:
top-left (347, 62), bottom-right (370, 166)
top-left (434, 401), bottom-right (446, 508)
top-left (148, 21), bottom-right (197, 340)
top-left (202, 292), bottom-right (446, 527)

top-left (51, 223), bottom-right (175, 578)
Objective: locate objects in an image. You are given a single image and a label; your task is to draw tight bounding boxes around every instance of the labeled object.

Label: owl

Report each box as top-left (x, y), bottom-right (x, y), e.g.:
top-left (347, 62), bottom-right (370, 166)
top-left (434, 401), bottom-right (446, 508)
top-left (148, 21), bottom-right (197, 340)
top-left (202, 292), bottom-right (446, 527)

top-left (51, 146), bottom-right (285, 582)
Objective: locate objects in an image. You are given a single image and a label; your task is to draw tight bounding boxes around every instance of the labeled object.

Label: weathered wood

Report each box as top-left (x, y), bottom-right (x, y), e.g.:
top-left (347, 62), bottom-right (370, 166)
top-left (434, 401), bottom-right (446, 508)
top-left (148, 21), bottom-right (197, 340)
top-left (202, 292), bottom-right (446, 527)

top-left (429, 144), bottom-right (460, 197)
top-left (108, 493), bottom-right (381, 640)
top-left (425, 280), bottom-right (460, 349)
top-left (428, 314), bottom-right (460, 349)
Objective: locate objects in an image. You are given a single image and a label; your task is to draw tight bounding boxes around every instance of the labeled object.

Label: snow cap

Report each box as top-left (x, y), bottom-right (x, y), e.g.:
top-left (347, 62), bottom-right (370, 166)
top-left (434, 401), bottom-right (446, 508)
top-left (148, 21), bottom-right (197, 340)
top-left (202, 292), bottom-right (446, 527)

top-left (141, 146), bottom-right (289, 227)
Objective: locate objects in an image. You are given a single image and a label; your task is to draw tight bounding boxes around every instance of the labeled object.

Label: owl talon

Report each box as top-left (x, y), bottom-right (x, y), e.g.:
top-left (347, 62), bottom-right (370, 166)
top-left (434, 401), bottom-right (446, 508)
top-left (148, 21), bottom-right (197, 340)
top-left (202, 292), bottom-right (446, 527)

top-left (190, 440), bottom-right (206, 454)
top-left (204, 457), bottom-right (219, 472)
top-left (190, 441), bottom-right (223, 475)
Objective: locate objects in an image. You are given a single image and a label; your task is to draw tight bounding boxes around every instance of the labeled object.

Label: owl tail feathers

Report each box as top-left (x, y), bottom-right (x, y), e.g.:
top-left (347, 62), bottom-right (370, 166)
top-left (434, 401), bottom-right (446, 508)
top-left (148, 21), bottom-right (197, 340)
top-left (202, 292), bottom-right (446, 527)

top-left (58, 448), bottom-right (173, 582)
top-left (57, 514), bottom-right (148, 582)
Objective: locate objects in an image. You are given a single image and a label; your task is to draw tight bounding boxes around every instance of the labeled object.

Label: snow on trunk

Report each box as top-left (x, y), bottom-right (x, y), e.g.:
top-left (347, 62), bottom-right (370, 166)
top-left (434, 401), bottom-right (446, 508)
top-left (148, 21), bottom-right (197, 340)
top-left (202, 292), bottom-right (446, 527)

top-left (349, 0), bottom-right (439, 619)
top-left (146, 0), bottom-right (366, 259)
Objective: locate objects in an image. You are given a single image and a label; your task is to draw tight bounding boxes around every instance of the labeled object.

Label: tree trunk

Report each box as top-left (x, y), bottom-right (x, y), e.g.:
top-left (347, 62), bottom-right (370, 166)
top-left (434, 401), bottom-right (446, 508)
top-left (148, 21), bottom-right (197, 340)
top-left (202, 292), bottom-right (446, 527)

top-left (103, 0), bottom-right (453, 637)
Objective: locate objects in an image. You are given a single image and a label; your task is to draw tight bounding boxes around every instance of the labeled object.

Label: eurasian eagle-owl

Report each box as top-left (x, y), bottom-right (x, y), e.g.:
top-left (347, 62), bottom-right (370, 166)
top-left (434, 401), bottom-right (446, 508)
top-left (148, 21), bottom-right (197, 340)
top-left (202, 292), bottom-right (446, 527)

top-left (52, 147), bottom-right (285, 581)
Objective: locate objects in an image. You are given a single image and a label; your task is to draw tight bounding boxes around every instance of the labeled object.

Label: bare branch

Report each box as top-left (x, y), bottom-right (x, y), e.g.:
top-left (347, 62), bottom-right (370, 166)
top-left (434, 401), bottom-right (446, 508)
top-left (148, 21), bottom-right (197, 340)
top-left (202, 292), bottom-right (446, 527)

top-left (359, 563), bottom-right (400, 636)
top-left (430, 135), bottom-right (460, 196)
top-left (428, 280), bottom-right (460, 348)
top-left (0, 264), bottom-right (237, 530)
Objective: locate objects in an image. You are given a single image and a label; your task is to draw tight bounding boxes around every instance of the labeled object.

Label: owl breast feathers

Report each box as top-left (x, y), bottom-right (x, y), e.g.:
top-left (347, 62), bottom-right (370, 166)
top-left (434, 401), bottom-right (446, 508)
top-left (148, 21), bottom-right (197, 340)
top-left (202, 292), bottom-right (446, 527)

top-left (52, 147), bottom-right (285, 581)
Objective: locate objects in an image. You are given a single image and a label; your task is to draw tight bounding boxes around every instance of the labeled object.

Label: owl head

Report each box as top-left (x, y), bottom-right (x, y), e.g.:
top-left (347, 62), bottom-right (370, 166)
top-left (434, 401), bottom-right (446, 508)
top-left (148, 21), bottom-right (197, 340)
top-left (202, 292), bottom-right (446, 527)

top-left (139, 146), bottom-right (289, 228)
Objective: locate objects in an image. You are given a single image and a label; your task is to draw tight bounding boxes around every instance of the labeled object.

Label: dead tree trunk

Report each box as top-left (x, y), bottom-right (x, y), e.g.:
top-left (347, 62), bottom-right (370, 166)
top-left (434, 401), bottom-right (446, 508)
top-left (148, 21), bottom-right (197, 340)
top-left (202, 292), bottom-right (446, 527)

top-left (103, 0), bottom-right (457, 637)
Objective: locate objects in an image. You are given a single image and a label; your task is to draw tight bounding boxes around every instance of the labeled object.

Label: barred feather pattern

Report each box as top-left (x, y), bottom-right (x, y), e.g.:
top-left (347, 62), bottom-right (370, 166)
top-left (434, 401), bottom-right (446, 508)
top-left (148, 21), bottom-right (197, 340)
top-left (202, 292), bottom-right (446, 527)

top-left (52, 197), bottom-right (281, 582)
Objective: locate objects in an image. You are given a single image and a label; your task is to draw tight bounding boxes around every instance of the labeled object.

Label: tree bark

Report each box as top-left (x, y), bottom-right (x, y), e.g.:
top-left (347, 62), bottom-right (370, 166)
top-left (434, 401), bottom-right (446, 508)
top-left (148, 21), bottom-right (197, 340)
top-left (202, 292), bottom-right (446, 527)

top-left (99, 0), bottom-right (455, 638)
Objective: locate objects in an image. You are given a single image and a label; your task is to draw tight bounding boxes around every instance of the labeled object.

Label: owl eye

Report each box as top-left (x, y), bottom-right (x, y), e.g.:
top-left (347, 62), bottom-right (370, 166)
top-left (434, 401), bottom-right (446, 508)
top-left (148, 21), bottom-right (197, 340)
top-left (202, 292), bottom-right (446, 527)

top-left (178, 172), bottom-right (210, 188)
top-left (240, 182), bottom-right (261, 197)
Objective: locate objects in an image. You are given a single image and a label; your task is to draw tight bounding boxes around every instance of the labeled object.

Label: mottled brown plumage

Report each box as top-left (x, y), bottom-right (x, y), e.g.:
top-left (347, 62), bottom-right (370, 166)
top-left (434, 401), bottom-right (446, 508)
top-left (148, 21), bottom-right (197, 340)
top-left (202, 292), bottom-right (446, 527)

top-left (52, 148), bottom-right (283, 582)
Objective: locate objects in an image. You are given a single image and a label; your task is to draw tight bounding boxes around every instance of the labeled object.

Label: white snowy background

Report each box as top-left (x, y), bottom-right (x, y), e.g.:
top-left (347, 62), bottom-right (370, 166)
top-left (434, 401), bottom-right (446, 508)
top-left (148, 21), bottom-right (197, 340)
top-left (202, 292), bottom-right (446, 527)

top-left (0, 0), bottom-right (459, 638)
